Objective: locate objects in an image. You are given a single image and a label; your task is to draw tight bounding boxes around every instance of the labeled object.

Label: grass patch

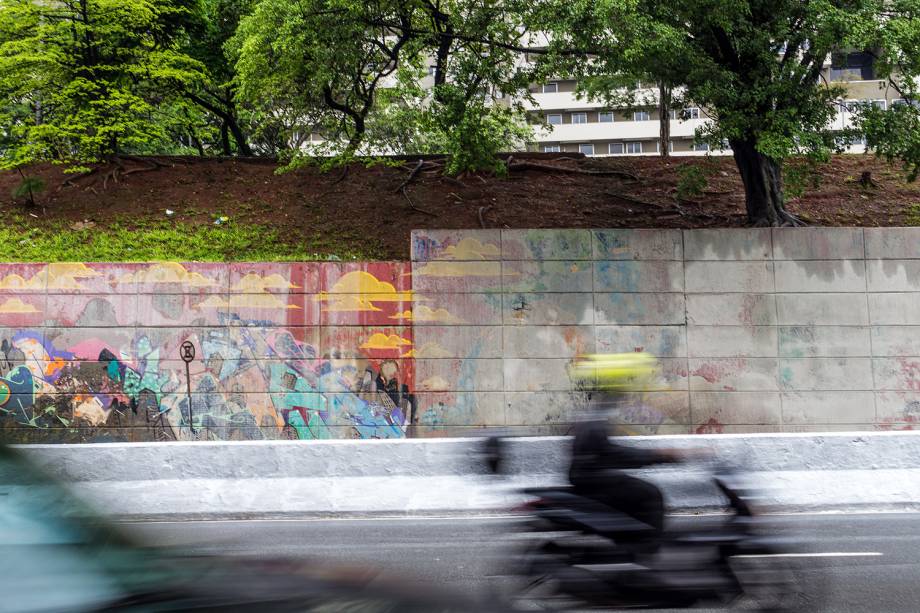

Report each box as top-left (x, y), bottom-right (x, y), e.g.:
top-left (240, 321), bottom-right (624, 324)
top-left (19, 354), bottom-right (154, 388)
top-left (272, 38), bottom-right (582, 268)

top-left (0, 218), bottom-right (384, 262)
top-left (907, 203), bottom-right (920, 226)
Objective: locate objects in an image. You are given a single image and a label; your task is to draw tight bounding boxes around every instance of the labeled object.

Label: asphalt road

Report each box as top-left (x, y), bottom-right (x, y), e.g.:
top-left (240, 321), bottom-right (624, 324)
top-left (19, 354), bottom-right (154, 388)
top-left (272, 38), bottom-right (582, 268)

top-left (125, 512), bottom-right (920, 612)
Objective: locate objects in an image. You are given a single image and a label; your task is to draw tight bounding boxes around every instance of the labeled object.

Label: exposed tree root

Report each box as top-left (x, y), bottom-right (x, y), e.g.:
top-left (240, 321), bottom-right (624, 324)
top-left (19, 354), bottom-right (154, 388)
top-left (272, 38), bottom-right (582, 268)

top-left (605, 190), bottom-right (686, 217)
top-left (395, 158), bottom-right (426, 193)
top-left (508, 159), bottom-right (639, 181)
top-left (60, 156), bottom-right (174, 191)
top-left (478, 205), bottom-right (492, 228)
top-left (401, 186), bottom-right (437, 216)
top-left (750, 209), bottom-right (807, 227)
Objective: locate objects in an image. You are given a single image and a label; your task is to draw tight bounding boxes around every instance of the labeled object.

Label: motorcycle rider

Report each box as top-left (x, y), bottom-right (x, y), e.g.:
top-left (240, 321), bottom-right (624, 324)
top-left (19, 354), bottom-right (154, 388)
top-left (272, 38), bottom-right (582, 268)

top-left (567, 353), bottom-right (681, 546)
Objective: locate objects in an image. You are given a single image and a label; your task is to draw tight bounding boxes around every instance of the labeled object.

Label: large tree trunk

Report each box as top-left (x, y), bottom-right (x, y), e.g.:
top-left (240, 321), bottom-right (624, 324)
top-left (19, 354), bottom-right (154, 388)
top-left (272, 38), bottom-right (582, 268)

top-left (219, 121), bottom-right (231, 156)
top-left (658, 83), bottom-right (670, 158)
top-left (226, 116), bottom-right (253, 157)
top-left (730, 139), bottom-right (801, 226)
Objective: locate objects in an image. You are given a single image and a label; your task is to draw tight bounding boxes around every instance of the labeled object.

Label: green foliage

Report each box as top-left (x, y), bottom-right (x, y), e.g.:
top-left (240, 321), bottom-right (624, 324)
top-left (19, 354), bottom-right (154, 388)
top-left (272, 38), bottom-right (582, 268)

top-left (229, 0), bottom-right (534, 174)
top-left (12, 176), bottom-right (45, 203)
top-left (675, 164), bottom-right (708, 201)
top-left (0, 0), bottom-right (208, 171)
top-left (906, 203), bottom-right (920, 226)
top-left (0, 218), bottom-right (381, 261)
top-left (784, 158), bottom-right (827, 200)
top-left (532, 0), bottom-right (920, 223)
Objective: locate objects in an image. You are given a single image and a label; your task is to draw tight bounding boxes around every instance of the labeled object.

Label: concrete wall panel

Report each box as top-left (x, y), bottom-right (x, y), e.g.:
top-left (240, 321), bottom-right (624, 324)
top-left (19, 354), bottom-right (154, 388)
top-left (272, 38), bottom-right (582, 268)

top-left (596, 325), bottom-right (687, 357)
top-left (688, 358), bottom-right (779, 391)
top-left (502, 260), bottom-right (593, 293)
top-left (501, 229), bottom-right (592, 260)
top-left (779, 358), bottom-right (874, 391)
top-left (690, 391), bottom-right (782, 426)
top-left (686, 293), bottom-right (777, 326)
top-left (869, 293), bottom-right (920, 325)
top-left (871, 326), bottom-right (920, 356)
top-left (593, 261), bottom-right (684, 292)
top-left (502, 325), bottom-right (595, 358)
top-left (593, 229), bottom-right (683, 260)
top-left (867, 260), bottom-right (920, 292)
top-left (685, 261), bottom-right (774, 293)
top-left (502, 292), bottom-right (594, 326)
top-left (772, 228), bottom-right (864, 260)
top-left (594, 293), bottom-right (686, 325)
top-left (776, 293), bottom-right (869, 326)
top-left (687, 326), bottom-right (778, 358)
top-left (773, 260), bottom-right (866, 293)
top-left (865, 227), bottom-right (920, 259)
top-left (780, 391), bottom-right (876, 425)
top-left (683, 229), bottom-right (772, 260)
top-left (778, 326), bottom-right (872, 358)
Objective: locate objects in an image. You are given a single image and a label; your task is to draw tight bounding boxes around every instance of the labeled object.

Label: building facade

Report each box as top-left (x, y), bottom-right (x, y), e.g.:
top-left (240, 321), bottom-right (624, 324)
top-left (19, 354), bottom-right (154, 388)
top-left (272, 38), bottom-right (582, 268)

top-left (524, 51), bottom-right (906, 157)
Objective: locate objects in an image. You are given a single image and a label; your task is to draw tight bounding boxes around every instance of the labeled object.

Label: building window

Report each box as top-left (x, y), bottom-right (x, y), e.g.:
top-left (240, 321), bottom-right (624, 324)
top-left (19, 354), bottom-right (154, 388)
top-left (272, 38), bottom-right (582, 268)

top-left (633, 111), bottom-right (650, 121)
top-left (598, 111), bottom-right (614, 123)
top-left (691, 141), bottom-right (710, 152)
top-left (669, 109), bottom-right (678, 120)
top-left (543, 145), bottom-right (561, 153)
top-left (686, 107), bottom-right (700, 119)
top-left (572, 112), bottom-right (588, 124)
top-left (427, 66), bottom-right (437, 77)
top-left (542, 82), bottom-right (559, 93)
top-left (871, 99), bottom-right (887, 110)
top-left (844, 99), bottom-right (862, 113)
top-left (830, 51), bottom-right (876, 81)
top-left (625, 142), bottom-right (643, 154)
top-left (579, 143), bottom-right (595, 155)
top-left (609, 142), bottom-right (624, 154)
top-left (547, 113), bottom-right (563, 125)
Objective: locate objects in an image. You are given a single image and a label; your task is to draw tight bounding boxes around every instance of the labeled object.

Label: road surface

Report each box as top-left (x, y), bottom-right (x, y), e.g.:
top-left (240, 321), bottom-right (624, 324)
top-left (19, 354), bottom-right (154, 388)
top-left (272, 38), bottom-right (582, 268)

top-left (126, 512), bottom-right (920, 612)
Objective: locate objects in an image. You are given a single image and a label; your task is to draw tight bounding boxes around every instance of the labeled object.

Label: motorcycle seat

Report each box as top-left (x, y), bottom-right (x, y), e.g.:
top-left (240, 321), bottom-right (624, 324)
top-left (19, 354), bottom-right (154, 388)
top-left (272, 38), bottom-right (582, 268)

top-left (533, 490), bottom-right (657, 539)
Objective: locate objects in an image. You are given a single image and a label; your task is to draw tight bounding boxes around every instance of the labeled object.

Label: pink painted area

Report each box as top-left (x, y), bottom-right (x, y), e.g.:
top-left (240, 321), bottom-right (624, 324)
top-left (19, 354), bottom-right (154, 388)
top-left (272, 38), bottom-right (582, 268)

top-left (691, 359), bottom-right (746, 384)
top-left (695, 418), bottom-right (724, 434)
top-left (67, 339), bottom-right (123, 361)
top-left (897, 358), bottom-right (920, 392)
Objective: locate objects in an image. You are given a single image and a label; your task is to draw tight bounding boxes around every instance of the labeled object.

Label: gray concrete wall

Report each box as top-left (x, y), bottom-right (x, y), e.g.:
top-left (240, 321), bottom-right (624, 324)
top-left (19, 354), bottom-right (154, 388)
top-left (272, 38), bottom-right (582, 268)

top-left (14, 432), bottom-right (920, 518)
top-left (410, 228), bottom-right (920, 435)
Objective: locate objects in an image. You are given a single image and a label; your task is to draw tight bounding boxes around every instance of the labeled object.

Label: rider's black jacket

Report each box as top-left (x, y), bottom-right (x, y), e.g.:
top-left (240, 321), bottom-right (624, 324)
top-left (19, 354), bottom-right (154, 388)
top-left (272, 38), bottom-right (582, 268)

top-left (568, 418), bottom-right (670, 485)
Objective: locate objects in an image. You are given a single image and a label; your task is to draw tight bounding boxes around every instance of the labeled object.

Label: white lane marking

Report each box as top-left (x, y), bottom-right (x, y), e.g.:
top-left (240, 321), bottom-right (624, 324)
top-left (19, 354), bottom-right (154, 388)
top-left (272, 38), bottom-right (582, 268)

top-left (733, 552), bottom-right (883, 559)
top-left (122, 510), bottom-right (920, 525)
top-left (122, 514), bottom-right (526, 525)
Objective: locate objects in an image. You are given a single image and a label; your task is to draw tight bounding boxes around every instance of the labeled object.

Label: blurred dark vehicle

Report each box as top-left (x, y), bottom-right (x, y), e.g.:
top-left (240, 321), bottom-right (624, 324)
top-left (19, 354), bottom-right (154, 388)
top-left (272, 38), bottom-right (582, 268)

top-left (0, 444), bottom-right (503, 613)
top-left (484, 437), bottom-right (816, 611)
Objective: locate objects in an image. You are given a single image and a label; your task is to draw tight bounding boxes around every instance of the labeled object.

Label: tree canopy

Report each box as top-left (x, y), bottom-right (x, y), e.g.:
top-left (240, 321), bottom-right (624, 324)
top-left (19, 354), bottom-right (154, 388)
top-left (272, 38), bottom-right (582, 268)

top-left (0, 0), bottom-right (208, 171)
top-left (2, 0), bottom-right (920, 225)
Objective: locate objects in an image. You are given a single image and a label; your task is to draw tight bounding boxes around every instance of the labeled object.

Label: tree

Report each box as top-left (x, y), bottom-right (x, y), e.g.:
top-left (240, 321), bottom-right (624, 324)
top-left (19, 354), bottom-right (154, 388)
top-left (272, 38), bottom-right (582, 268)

top-left (856, 3), bottom-right (920, 181)
top-left (529, 0), bottom-right (920, 226)
top-left (0, 0), bottom-right (207, 172)
top-left (229, 0), bottom-right (533, 173)
top-left (180, 0), bottom-right (256, 155)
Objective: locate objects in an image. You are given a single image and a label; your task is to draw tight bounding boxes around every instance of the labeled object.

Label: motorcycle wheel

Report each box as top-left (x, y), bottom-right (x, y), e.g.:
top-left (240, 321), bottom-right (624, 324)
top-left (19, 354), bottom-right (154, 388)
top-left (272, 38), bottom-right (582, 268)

top-left (502, 541), bottom-right (586, 611)
top-left (727, 556), bottom-right (815, 612)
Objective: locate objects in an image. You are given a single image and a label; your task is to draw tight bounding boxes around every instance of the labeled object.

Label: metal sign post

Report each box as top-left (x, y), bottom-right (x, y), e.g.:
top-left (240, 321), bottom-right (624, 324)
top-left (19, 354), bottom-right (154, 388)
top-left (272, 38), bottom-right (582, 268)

top-left (180, 341), bottom-right (196, 437)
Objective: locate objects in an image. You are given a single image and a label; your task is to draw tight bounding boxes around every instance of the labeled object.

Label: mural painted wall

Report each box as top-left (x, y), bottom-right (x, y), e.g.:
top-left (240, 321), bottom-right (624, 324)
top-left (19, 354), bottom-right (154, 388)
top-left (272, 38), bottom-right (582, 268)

top-left (0, 262), bottom-right (422, 442)
top-left (2, 227), bottom-right (920, 442)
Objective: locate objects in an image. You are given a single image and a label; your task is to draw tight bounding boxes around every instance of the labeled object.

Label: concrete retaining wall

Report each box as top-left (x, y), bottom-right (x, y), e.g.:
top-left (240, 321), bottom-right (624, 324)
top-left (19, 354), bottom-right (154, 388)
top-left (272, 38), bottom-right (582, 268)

top-left (13, 431), bottom-right (920, 518)
top-left (411, 228), bottom-right (920, 435)
top-left (0, 228), bottom-right (918, 443)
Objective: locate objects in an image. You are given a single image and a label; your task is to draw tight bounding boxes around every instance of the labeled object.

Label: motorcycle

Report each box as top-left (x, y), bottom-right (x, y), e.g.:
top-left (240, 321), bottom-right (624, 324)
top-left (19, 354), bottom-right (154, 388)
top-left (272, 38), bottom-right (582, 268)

top-left (486, 438), bottom-right (813, 611)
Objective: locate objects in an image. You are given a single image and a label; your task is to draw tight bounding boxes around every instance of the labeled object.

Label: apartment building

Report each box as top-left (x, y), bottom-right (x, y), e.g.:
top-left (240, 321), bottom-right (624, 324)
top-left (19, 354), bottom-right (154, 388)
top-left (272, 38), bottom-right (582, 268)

top-left (526, 50), bottom-right (906, 157)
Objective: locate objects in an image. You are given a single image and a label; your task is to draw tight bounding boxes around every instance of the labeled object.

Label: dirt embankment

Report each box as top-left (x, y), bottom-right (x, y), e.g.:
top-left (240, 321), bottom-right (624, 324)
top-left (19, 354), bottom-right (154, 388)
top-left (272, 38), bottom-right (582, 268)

top-left (2, 153), bottom-right (917, 260)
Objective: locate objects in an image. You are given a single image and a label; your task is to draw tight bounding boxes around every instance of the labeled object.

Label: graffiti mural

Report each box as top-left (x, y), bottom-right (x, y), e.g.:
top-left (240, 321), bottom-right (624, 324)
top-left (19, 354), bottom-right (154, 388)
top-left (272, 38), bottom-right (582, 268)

top-left (0, 262), bottom-right (421, 442)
